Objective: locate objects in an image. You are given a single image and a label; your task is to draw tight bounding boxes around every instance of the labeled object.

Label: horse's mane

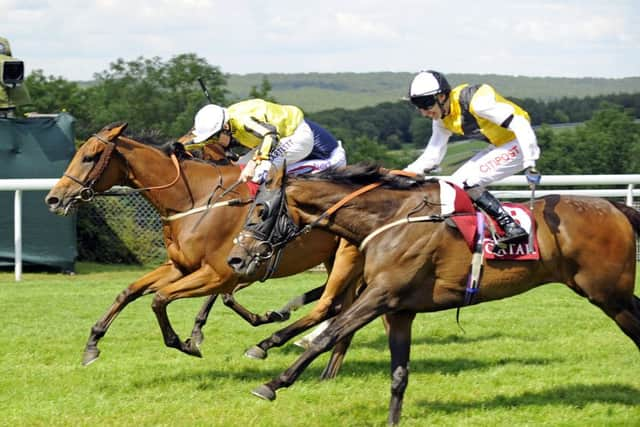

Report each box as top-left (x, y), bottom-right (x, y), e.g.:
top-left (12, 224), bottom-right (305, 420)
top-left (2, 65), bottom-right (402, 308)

top-left (296, 162), bottom-right (427, 190)
top-left (103, 123), bottom-right (229, 165)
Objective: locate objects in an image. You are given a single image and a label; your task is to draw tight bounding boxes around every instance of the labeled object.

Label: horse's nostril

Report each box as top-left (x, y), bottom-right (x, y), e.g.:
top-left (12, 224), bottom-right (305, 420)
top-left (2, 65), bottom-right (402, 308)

top-left (46, 196), bottom-right (59, 206)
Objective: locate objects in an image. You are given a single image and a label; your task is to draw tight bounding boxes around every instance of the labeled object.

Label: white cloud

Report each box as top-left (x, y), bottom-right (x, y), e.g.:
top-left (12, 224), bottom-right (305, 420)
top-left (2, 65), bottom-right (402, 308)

top-left (1, 0), bottom-right (638, 80)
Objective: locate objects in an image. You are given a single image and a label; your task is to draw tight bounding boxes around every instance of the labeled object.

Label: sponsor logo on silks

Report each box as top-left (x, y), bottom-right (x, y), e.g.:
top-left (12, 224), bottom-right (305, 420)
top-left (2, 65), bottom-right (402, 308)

top-left (479, 145), bottom-right (521, 173)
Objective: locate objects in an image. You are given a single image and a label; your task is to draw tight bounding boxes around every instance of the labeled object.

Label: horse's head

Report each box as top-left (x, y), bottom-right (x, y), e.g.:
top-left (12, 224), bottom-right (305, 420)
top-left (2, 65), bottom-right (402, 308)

top-left (227, 166), bottom-right (299, 278)
top-left (45, 122), bottom-right (128, 215)
top-left (177, 128), bottom-right (239, 163)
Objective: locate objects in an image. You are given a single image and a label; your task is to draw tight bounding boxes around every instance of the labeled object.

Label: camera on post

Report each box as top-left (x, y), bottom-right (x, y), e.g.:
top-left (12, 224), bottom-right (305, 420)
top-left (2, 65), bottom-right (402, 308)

top-left (0, 37), bottom-right (30, 115)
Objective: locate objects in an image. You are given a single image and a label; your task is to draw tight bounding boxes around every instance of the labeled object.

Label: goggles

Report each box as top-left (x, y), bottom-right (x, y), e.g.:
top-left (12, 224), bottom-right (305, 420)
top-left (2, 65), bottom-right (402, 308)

top-left (410, 95), bottom-right (437, 110)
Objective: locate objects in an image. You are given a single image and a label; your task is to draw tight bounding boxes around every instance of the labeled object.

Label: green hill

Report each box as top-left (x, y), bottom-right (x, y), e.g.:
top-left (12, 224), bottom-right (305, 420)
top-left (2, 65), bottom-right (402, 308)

top-left (227, 72), bottom-right (640, 112)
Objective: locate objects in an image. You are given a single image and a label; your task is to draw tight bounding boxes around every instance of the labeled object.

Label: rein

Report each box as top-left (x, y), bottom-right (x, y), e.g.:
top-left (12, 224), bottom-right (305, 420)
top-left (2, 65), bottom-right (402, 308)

top-left (298, 169), bottom-right (418, 234)
top-left (116, 135), bottom-right (183, 194)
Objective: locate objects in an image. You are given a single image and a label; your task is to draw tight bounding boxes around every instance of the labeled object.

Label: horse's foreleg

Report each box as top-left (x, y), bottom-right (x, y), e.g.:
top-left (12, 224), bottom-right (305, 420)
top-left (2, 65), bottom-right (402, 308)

top-left (248, 241), bottom-right (363, 360)
top-left (187, 294), bottom-right (219, 349)
top-left (245, 296), bottom-right (338, 359)
top-left (223, 283), bottom-right (326, 327)
top-left (252, 285), bottom-right (389, 401)
top-left (386, 312), bottom-right (415, 426)
top-left (83, 262), bottom-right (183, 366)
top-left (151, 266), bottom-right (236, 357)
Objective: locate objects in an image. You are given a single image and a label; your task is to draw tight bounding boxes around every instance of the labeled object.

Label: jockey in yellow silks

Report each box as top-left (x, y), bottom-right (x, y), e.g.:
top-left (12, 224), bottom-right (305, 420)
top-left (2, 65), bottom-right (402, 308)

top-left (188, 99), bottom-right (346, 183)
top-left (405, 70), bottom-right (542, 245)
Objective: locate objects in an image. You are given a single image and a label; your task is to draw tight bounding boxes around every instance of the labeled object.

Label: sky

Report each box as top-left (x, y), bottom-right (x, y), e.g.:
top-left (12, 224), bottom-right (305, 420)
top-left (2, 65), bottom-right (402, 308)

top-left (1, 0), bottom-right (639, 81)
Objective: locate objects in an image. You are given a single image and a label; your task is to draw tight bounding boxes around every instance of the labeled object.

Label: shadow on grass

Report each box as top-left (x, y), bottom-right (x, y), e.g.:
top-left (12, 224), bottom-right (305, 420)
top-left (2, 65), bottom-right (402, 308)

top-left (130, 354), bottom-right (557, 391)
top-left (412, 383), bottom-right (640, 412)
top-left (252, 331), bottom-right (512, 357)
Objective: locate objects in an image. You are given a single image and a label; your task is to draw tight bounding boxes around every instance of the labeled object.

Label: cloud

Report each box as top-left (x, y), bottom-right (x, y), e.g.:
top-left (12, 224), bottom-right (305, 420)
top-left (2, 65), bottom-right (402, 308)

top-left (2, 0), bottom-right (638, 80)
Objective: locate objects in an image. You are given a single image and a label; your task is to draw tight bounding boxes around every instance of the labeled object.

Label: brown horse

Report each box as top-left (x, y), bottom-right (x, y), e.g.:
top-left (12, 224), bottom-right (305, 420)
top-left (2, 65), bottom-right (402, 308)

top-left (227, 164), bottom-right (640, 426)
top-left (45, 122), bottom-right (363, 372)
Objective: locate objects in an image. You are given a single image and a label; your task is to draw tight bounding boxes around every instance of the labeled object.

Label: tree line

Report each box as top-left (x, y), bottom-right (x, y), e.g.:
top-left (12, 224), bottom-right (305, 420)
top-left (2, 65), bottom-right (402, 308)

top-left (19, 53), bottom-right (640, 175)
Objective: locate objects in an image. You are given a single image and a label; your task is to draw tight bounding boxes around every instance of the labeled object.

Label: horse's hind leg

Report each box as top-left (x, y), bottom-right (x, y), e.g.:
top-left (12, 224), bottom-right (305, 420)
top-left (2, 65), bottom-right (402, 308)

top-left (576, 266), bottom-right (640, 351)
top-left (609, 294), bottom-right (640, 350)
top-left (83, 262), bottom-right (183, 366)
top-left (320, 330), bottom-right (354, 380)
top-left (187, 294), bottom-right (219, 350)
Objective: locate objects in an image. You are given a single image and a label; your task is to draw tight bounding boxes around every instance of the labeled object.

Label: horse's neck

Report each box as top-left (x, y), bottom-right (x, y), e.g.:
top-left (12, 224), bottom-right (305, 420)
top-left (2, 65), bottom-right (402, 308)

top-left (116, 139), bottom-right (238, 214)
top-left (293, 181), bottom-right (441, 243)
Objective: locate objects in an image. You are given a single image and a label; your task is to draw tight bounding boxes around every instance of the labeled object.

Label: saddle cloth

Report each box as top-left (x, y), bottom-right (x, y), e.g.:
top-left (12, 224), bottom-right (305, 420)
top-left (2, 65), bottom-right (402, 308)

top-left (438, 180), bottom-right (540, 260)
top-left (238, 164), bottom-right (260, 196)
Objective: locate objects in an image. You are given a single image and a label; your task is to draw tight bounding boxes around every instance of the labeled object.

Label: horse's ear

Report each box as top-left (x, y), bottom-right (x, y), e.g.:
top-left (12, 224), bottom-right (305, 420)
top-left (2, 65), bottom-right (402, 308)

top-left (108, 122), bottom-right (128, 138)
top-left (98, 122), bottom-right (128, 141)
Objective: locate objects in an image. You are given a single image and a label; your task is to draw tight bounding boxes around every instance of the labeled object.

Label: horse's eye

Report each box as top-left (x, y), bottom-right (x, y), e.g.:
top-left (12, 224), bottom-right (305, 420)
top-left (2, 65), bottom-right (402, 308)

top-left (258, 206), bottom-right (270, 220)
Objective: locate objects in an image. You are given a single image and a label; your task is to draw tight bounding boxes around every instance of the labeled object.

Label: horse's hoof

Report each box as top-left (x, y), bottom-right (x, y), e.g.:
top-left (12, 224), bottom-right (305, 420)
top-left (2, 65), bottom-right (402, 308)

top-left (251, 384), bottom-right (276, 401)
top-left (184, 339), bottom-right (203, 358)
top-left (245, 346), bottom-right (267, 360)
top-left (82, 348), bottom-right (100, 366)
top-left (267, 310), bottom-right (290, 322)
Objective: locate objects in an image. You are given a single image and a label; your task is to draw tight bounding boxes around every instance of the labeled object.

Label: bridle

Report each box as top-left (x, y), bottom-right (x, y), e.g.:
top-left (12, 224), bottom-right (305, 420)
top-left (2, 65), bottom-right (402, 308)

top-left (63, 133), bottom-right (117, 202)
top-left (63, 133), bottom-right (182, 202)
top-left (234, 173), bottom-right (300, 281)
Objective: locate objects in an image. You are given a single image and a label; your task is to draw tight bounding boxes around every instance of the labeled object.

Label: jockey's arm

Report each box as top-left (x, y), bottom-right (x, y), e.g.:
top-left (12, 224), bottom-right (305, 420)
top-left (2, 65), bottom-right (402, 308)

top-left (404, 120), bottom-right (451, 174)
top-left (243, 116), bottom-right (278, 162)
top-left (472, 93), bottom-right (540, 169)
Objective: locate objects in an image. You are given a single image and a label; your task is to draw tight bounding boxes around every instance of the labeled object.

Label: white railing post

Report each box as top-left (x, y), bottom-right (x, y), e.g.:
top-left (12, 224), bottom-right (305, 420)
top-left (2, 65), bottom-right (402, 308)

top-left (14, 189), bottom-right (22, 282)
top-left (627, 184), bottom-right (634, 207)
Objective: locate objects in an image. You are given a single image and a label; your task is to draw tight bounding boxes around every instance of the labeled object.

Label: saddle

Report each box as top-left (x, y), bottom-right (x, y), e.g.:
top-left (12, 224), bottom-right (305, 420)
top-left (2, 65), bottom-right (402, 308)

top-left (438, 180), bottom-right (540, 261)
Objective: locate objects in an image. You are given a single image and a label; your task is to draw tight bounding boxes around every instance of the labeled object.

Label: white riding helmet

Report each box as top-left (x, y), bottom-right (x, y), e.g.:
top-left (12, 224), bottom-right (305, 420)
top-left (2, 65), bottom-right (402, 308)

top-left (192, 104), bottom-right (228, 143)
top-left (409, 70), bottom-right (451, 98)
top-left (408, 70), bottom-right (451, 110)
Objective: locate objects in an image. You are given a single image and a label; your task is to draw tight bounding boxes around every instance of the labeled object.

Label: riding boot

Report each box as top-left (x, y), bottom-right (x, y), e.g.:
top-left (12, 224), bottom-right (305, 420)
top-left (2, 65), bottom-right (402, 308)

top-left (470, 189), bottom-right (528, 245)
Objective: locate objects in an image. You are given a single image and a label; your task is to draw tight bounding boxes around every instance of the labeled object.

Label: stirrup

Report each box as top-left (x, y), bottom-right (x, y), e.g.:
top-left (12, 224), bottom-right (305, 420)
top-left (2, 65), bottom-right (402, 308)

top-left (495, 229), bottom-right (528, 246)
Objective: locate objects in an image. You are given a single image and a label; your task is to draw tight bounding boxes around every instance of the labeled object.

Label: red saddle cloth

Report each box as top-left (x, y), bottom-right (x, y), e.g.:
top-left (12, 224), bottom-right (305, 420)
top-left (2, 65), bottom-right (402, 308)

top-left (238, 164), bottom-right (260, 197)
top-left (438, 181), bottom-right (540, 261)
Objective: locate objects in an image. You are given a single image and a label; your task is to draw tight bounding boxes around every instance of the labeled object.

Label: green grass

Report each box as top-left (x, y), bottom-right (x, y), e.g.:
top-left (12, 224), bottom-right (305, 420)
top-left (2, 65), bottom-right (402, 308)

top-left (0, 263), bottom-right (639, 426)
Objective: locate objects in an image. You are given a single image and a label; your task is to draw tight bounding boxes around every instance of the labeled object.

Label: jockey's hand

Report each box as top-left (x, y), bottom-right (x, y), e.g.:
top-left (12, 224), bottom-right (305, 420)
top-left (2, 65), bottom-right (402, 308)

top-left (252, 160), bottom-right (273, 184)
top-left (525, 166), bottom-right (541, 185)
top-left (240, 159), bottom-right (257, 182)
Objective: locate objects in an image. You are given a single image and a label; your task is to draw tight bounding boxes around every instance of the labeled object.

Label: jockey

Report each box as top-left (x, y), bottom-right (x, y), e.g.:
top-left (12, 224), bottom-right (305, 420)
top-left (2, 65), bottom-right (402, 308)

top-left (188, 99), bottom-right (346, 183)
top-left (405, 70), bottom-right (541, 245)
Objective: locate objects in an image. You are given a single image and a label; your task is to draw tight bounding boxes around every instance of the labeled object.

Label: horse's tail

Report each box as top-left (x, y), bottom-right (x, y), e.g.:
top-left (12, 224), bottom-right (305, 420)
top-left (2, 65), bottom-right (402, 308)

top-left (612, 201), bottom-right (640, 235)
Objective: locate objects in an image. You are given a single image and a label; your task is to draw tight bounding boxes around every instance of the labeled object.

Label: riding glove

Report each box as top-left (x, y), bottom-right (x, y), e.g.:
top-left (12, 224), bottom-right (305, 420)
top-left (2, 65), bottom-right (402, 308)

top-left (525, 167), bottom-right (541, 185)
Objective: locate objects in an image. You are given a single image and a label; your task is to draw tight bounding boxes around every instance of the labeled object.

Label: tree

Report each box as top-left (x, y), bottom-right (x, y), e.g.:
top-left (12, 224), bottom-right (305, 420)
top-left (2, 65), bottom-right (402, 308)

top-left (537, 105), bottom-right (640, 174)
top-left (248, 76), bottom-right (276, 102)
top-left (84, 54), bottom-right (227, 138)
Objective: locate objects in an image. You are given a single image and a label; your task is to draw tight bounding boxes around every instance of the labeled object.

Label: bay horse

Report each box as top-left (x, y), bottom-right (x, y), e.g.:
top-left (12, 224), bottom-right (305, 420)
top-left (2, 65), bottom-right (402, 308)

top-left (227, 163), bottom-right (640, 425)
top-left (45, 122), bottom-right (363, 373)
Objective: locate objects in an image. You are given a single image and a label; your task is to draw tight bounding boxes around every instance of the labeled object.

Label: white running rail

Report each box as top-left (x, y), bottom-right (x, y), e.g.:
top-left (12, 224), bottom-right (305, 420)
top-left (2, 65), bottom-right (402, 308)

top-left (1, 175), bottom-right (640, 281)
